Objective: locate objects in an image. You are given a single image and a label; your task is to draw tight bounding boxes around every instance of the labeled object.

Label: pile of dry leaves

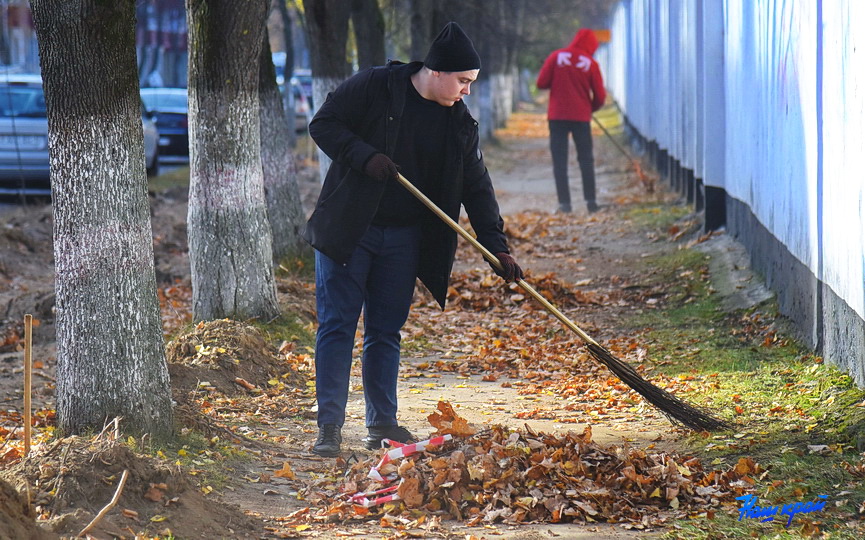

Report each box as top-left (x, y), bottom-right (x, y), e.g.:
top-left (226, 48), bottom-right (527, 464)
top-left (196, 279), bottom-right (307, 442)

top-left (290, 402), bottom-right (758, 531)
top-left (441, 269), bottom-right (609, 313)
top-left (165, 318), bottom-right (315, 444)
top-left (166, 318), bottom-right (306, 397)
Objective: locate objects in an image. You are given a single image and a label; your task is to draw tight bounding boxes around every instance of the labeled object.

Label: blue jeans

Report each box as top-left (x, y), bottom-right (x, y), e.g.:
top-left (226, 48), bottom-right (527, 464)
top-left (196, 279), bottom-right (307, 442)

top-left (314, 224), bottom-right (421, 428)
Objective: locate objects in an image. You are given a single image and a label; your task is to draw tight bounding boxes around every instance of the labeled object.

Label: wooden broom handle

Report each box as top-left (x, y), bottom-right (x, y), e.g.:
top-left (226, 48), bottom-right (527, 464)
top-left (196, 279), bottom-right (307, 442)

top-left (23, 314), bottom-right (32, 456)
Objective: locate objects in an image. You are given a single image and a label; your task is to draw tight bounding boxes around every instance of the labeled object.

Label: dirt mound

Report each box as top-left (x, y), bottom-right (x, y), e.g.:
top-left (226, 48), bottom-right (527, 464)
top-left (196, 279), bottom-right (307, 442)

top-left (0, 205), bottom-right (54, 279)
top-left (166, 318), bottom-right (300, 396)
top-left (2, 435), bottom-right (263, 539)
top-left (0, 205), bottom-right (56, 357)
top-left (276, 276), bottom-right (317, 323)
top-left (0, 478), bottom-right (56, 540)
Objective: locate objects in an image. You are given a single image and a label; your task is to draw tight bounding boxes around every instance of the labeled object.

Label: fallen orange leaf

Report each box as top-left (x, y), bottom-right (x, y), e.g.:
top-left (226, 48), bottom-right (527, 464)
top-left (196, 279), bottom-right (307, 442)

top-left (274, 462), bottom-right (296, 480)
top-left (427, 400), bottom-right (476, 437)
top-left (397, 476), bottom-right (424, 508)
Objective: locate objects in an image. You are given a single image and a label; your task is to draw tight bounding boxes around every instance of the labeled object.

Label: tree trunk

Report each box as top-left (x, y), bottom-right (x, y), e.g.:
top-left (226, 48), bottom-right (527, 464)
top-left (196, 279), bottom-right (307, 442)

top-left (275, 0), bottom-right (297, 140)
top-left (186, 0), bottom-right (279, 322)
top-left (301, 0), bottom-right (351, 183)
top-left (277, 0), bottom-right (295, 76)
top-left (409, 0), bottom-right (437, 61)
top-left (30, 0), bottom-right (173, 439)
top-left (501, 1), bottom-right (524, 117)
top-left (259, 30), bottom-right (308, 262)
top-left (436, 0), bottom-right (518, 141)
top-left (301, 0), bottom-right (351, 109)
top-left (351, 0), bottom-right (385, 70)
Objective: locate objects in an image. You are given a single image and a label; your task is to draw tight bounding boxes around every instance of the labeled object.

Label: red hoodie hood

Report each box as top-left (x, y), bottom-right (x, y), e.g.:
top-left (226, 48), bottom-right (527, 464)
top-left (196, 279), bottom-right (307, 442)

top-left (569, 28), bottom-right (599, 56)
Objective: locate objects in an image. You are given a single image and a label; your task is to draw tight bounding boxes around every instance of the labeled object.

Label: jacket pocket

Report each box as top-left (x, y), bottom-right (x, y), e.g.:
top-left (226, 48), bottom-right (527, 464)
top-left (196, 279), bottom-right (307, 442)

top-left (304, 170), bottom-right (384, 263)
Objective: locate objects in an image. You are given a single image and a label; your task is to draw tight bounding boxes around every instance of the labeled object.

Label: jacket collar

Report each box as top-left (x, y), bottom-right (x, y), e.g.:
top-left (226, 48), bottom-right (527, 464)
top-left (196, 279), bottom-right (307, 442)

top-left (386, 60), bottom-right (469, 117)
top-left (386, 60), bottom-right (423, 94)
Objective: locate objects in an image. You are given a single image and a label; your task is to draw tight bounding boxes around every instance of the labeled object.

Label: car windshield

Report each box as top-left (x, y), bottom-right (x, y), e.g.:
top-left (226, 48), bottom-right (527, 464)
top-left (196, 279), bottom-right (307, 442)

top-left (0, 86), bottom-right (46, 117)
top-left (141, 91), bottom-right (187, 110)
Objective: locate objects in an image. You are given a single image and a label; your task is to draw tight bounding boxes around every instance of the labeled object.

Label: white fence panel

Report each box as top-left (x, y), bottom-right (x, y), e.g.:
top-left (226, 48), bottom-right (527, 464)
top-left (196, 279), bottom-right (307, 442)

top-left (601, 0), bottom-right (865, 379)
top-left (821, 2), bottom-right (865, 318)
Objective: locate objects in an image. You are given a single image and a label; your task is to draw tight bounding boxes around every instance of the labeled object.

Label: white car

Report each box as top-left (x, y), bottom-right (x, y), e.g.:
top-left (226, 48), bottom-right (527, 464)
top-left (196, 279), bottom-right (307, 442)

top-left (0, 73), bottom-right (159, 197)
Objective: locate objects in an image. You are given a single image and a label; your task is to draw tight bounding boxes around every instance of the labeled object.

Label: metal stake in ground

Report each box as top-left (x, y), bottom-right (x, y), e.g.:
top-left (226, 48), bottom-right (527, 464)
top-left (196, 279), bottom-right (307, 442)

top-left (396, 173), bottom-right (729, 431)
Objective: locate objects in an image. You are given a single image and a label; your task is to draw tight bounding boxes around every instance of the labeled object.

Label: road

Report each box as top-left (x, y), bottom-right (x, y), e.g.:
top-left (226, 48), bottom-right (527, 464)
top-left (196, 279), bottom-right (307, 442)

top-left (0, 155), bottom-right (188, 216)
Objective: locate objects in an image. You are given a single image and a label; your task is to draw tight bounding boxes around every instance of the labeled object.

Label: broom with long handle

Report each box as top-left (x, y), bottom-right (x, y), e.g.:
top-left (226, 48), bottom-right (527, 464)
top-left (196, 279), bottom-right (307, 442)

top-left (591, 114), bottom-right (654, 192)
top-left (397, 172), bottom-right (730, 431)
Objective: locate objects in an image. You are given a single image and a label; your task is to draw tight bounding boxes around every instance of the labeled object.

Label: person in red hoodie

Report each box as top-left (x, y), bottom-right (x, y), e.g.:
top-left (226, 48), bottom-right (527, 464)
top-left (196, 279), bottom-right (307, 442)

top-left (536, 28), bottom-right (606, 213)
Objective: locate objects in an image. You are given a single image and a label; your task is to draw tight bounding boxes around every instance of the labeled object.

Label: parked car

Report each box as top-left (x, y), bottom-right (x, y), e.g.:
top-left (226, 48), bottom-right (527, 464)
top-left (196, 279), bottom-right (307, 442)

top-left (0, 74), bottom-right (49, 195)
top-left (140, 87), bottom-right (188, 157)
top-left (271, 53), bottom-right (314, 129)
top-left (290, 68), bottom-right (313, 110)
top-left (284, 79), bottom-right (312, 132)
top-left (0, 73), bottom-right (159, 196)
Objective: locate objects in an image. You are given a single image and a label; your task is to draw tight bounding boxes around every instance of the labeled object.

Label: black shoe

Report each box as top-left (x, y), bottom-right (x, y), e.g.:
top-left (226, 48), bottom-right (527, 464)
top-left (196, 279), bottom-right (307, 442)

top-left (362, 425), bottom-right (415, 450)
top-left (312, 424), bottom-right (342, 457)
top-left (586, 200), bottom-right (600, 213)
top-left (557, 203), bottom-right (572, 214)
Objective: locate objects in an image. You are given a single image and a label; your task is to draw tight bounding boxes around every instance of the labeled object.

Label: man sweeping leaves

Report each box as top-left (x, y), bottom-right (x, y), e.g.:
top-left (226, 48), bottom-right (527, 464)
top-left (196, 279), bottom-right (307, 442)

top-left (303, 21), bottom-right (523, 457)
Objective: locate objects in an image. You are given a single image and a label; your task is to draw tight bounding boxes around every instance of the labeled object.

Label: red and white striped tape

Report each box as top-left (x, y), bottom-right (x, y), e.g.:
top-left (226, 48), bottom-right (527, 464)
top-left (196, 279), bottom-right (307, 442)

top-left (349, 434), bottom-right (454, 507)
top-left (367, 434), bottom-right (453, 482)
top-left (349, 484), bottom-right (400, 507)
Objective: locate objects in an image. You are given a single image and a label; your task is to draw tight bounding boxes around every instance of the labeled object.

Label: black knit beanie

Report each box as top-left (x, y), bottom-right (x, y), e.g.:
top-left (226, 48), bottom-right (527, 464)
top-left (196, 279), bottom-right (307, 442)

top-left (423, 22), bottom-right (481, 72)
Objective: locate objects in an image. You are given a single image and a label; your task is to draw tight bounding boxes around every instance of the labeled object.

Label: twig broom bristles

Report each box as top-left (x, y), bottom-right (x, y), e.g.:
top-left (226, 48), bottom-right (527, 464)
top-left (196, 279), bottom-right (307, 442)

top-left (397, 173), bottom-right (730, 431)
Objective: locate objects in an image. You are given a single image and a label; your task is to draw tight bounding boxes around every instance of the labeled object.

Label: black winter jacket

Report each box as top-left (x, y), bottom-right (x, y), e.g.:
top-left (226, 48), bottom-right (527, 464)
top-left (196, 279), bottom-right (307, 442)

top-left (303, 61), bottom-right (510, 308)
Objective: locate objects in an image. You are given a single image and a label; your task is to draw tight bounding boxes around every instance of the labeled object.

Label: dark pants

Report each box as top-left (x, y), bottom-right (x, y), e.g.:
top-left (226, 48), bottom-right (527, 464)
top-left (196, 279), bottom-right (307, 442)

top-left (313, 224), bottom-right (421, 428)
top-left (549, 120), bottom-right (596, 208)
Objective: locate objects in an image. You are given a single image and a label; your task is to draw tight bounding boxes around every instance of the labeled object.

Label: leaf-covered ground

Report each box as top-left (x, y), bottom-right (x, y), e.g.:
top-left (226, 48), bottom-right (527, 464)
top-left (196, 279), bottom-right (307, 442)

top-left (1, 103), bottom-right (864, 539)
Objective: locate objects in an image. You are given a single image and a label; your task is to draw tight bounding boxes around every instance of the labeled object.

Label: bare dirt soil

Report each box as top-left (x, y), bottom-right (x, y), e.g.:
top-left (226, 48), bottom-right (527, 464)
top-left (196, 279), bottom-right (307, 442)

top-left (0, 104), bottom-right (765, 539)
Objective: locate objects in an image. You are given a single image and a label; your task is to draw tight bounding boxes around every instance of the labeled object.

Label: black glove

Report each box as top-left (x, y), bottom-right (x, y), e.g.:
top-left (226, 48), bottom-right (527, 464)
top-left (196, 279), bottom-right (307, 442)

top-left (363, 153), bottom-right (399, 182)
top-left (491, 252), bottom-right (524, 282)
